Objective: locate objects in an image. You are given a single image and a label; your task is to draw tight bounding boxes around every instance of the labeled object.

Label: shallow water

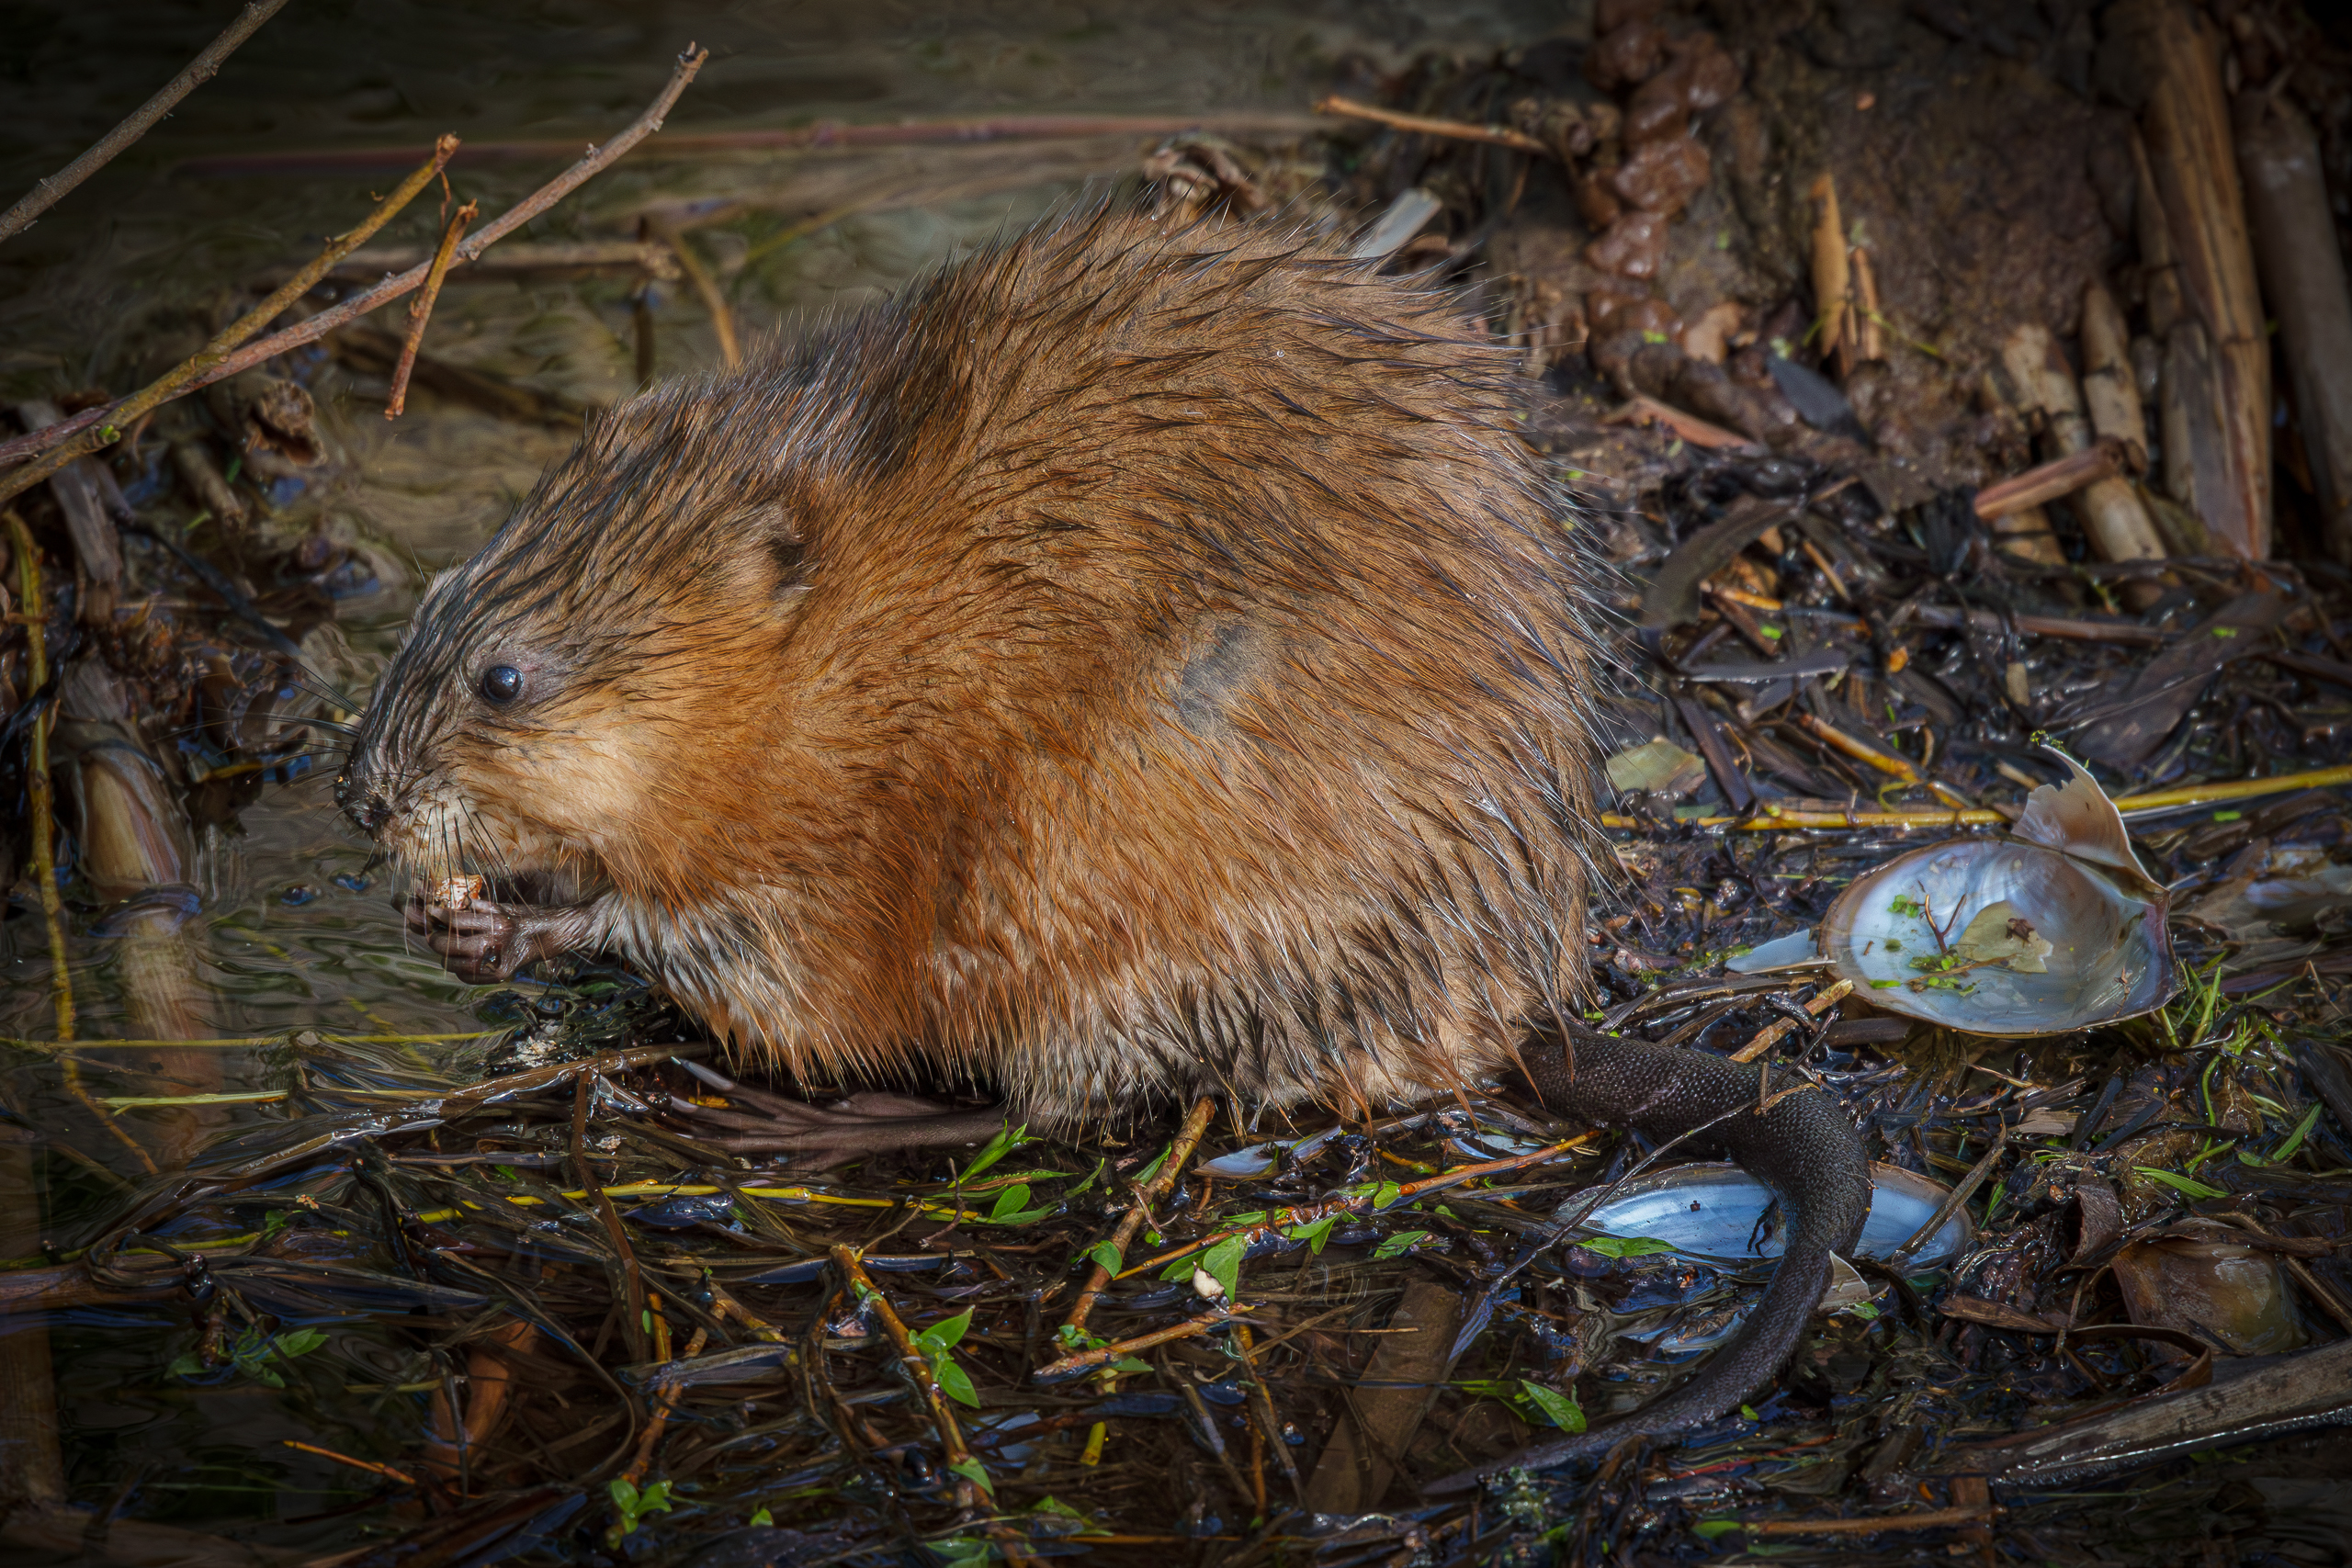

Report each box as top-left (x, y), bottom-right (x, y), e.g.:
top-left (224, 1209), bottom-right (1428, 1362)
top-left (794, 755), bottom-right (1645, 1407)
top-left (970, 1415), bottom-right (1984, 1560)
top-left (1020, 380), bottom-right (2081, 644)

top-left (1, 2), bottom-right (1581, 1551)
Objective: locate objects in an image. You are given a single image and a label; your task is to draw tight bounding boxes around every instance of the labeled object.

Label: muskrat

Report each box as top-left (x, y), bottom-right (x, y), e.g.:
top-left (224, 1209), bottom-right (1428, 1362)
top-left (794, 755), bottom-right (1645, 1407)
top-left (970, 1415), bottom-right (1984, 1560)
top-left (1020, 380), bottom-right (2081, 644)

top-left (339, 211), bottom-right (1868, 1481)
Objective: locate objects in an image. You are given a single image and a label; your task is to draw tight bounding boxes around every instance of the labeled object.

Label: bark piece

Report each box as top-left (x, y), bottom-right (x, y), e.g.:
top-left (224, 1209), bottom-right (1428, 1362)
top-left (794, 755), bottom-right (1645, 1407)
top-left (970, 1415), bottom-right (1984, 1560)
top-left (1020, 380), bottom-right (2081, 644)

top-left (2112, 0), bottom-right (2269, 556)
top-left (2236, 91), bottom-right (2352, 564)
top-left (1304, 1280), bottom-right (1463, 1513)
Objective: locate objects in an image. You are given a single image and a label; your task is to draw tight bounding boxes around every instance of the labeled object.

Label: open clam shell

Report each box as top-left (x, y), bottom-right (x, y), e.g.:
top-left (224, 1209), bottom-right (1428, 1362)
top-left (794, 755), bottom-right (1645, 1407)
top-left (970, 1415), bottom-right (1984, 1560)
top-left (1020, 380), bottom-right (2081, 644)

top-left (1819, 754), bottom-right (2176, 1033)
top-left (1566, 1159), bottom-right (1973, 1269)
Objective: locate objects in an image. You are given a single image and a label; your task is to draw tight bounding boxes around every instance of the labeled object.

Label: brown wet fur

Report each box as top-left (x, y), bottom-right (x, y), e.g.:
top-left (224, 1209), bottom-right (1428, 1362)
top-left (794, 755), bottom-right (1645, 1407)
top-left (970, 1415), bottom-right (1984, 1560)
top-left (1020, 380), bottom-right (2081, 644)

top-left (344, 210), bottom-right (1601, 1129)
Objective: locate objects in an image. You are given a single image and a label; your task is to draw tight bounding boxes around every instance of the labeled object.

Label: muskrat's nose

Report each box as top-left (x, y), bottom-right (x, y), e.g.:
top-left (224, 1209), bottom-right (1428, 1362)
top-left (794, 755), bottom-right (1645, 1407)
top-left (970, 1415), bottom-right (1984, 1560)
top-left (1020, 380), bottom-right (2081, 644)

top-left (337, 774), bottom-right (391, 834)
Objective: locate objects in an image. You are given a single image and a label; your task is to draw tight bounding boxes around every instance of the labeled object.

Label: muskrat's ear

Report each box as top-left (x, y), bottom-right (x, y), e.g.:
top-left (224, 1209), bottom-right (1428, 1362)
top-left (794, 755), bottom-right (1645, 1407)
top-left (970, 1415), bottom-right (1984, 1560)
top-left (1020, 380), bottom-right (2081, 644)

top-left (759, 506), bottom-right (808, 591)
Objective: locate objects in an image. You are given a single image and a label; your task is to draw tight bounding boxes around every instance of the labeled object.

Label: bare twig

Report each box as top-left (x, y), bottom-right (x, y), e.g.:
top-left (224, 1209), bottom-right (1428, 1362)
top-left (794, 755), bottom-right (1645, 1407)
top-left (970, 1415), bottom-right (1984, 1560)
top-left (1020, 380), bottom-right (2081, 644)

top-left (0, 44), bottom-right (709, 478)
top-left (1726, 979), bottom-right (1854, 1064)
top-left (0, 0), bottom-right (292, 245)
top-left (1034, 1313), bottom-right (1232, 1383)
top-left (0, 134), bottom-right (459, 508)
top-left (1061, 1096), bottom-right (1216, 1343)
top-left (386, 199), bottom-right (477, 419)
top-left (1314, 94), bottom-right (1552, 156)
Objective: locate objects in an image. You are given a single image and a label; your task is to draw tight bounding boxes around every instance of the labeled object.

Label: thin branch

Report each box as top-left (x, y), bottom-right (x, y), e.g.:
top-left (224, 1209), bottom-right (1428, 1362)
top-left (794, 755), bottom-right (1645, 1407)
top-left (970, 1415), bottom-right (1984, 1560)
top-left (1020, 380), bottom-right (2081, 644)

top-left (387, 199), bottom-right (478, 418)
top-left (0, 43), bottom-right (709, 478)
top-left (1314, 94), bottom-right (1553, 156)
top-left (0, 0), bottom-right (293, 244)
top-left (647, 216), bottom-right (741, 370)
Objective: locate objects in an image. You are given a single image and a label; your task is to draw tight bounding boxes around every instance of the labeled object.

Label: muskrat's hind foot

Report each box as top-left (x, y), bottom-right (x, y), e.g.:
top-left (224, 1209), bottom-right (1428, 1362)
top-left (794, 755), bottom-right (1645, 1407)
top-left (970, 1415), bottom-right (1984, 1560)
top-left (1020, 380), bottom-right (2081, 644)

top-left (667, 1060), bottom-right (1008, 1168)
top-left (403, 890), bottom-right (598, 983)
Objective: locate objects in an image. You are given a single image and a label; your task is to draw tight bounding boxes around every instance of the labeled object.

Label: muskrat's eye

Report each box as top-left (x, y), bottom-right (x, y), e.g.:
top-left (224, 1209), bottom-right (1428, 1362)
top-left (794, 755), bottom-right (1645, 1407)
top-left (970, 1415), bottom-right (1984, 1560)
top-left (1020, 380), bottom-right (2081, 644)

top-left (478, 664), bottom-right (525, 705)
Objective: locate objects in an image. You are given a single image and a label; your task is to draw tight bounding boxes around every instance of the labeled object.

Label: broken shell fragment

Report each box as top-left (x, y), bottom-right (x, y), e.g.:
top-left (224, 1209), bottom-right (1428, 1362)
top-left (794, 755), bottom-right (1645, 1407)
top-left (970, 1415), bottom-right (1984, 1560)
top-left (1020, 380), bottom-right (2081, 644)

top-left (427, 874), bottom-right (487, 909)
top-left (1819, 753), bottom-right (2176, 1033)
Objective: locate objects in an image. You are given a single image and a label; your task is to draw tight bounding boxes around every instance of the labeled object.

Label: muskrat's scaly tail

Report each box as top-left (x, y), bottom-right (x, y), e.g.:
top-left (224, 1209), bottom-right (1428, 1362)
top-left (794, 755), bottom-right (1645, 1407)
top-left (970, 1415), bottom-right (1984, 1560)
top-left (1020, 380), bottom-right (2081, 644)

top-left (1425, 1028), bottom-right (1871, 1494)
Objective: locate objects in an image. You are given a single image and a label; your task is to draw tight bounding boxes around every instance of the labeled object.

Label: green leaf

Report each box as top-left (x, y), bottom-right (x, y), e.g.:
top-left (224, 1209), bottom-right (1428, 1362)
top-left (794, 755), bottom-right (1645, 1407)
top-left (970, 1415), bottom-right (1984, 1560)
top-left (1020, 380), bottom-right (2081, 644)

top-left (273, 1327), bottom-right (329, 1359)
top-left (168, 1353), bottom-right (205, 1379)
top-left (1577, 1234), bottom-right (1675, 1259)
top-left (2255, 1103), bottom-right (2324, 1168)
top-left (1110, 1355), bottom-right (1153, 1374)
top-left (1846, 1301), bottom-right (1882, 1320)
top-left (961, 1123), bottom-right (1034, 1182)
top-left (1517, 1380), bottom-right (1586, 1432)
top-left (1283, 1214), bottom-right (1339, 1255)
top-left (1371, 1230), bottom-right (1431, 1259)
top-left (1739, 1404), bottom-right (1759, 1421)
top-left (1087, 1240), bottom-right (1124, 1275)
top-left (947, 1456), bottom-right (994, 1495)
top-left (1888, 894), bottom-right (1924, 917)
top-left (610, 1479), bottom-right (639, 1512)
top-left (1135, 1149), bottom-right (1169, 1188)
top-left (495, 1164), bottom-right (522, 1182)
top-left (989, 1184), bottom-right (1032, 1222)
top-left (931, 1538), bottom-right (992, 1567)
top-left (1692, 1518), bottom-right (1746, 1540)
top-left (919, 1307), bottom-right (973, 1353)
top-left (933, 1353), bottom-right (979, 1408)
top-left (749, 1506), bottom-right (773, 1527)
top-left (251, 1365), bottom-right (286, 1388)
top-left (2135, 1167), bottom-right (2229, 1201)
top-left (2211, 810), bottom-right (2242, 822)
top-left (1371, 1181), bottom-right (1404, 1211)
top-left (1760, 624), bottom-right (1783, 639)
top-left (1199, 1234), bottom-right (1246, 1301)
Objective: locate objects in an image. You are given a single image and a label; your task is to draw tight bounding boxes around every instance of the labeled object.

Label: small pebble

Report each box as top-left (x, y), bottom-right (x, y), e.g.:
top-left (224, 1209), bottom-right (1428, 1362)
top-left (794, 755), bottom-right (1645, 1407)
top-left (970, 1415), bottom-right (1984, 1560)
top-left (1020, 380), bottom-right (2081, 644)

top-left (279, 884), bottom-right (320, 906)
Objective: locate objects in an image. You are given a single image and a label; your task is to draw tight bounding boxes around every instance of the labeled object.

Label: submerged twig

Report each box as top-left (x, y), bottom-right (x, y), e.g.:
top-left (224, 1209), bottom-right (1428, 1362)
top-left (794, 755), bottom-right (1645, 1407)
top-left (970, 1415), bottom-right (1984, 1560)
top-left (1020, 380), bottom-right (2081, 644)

top-left (0, 0), bottom-right (292, 244)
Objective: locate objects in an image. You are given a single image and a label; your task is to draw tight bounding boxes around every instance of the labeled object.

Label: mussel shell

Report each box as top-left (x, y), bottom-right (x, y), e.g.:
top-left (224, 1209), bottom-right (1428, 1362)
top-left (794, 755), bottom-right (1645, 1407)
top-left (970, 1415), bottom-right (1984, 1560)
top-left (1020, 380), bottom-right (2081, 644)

top-left (1820, 836), bottom-right (2174, 1034)
top-left (1563, 1159), bottom-right (1973, 1268)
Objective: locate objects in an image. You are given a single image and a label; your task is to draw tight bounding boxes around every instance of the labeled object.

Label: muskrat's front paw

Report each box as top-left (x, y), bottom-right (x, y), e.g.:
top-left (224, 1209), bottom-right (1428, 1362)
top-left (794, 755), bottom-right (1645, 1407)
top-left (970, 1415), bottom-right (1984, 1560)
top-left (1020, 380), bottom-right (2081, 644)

top-left (404, 891), bottom-right (529, 982)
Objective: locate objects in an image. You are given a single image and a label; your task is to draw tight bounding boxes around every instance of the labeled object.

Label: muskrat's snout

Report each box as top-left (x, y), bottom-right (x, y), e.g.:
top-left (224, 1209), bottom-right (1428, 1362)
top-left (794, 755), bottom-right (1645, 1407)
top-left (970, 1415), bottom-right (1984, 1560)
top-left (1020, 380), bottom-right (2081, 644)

top-left (338, 774), bottom-right (392, 835)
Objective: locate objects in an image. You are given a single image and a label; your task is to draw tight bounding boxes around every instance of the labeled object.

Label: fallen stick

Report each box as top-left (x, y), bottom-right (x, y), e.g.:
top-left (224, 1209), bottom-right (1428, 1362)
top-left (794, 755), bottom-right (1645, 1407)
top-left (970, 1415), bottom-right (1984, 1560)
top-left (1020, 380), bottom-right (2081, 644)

top-left (1900, 603), bottom-right (2169, 646)
top-left (1034, 1312), bottom-right (1233, 1383)
top-left (1726, 979), bottom-right (1853, 1063)
top-left (1789, 712), bottom-right (1920, 784)
top-left (1608, 394), bottom-right (1756, 450)
top-left (1313, 95), bottom-right (1551, 156)
top-left (1941, 1331), bottom-right (2352, 1483)
top-left (0, 46), bottom-right (708, 477)
top-left (1971, 439), bottom-right (2131, 520)
top-left (1741, 1504), bottom-right (1995, 1537)
top-left (1594, 761), bottom-right (2352, 831)
top-left (0, 0), bottom-right (292, 244)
